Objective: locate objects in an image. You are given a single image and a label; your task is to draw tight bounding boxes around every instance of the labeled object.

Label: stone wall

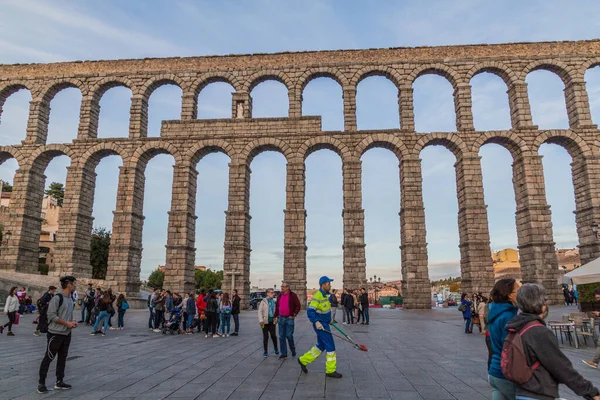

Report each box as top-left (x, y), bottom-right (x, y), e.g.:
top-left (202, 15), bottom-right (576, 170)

top-left (1, 39), bottom-right (600, 307)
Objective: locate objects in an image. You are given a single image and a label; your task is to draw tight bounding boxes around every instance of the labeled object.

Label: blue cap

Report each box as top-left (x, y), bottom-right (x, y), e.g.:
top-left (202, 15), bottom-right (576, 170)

top-left (319, 276), bottom-right (334, 286)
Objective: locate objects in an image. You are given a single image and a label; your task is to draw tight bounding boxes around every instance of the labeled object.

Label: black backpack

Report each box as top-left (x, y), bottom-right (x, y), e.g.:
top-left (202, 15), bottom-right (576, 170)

top-left (39, 294), bottom-right (64, 333)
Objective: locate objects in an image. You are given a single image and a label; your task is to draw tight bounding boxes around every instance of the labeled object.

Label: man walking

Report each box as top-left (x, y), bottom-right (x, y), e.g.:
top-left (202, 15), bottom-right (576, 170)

top-left (360, 288), bottom-right (370, 325)
top-left (275, 282), bottom-right (300, 359)
top-left (34, 286), bottom-right (56, 337)
top-left (231, 290), bottom-right (241, 336)
top-left (38, 276), bottom-right (78, 393)
top-left (329, 289), bottom-right (339, 323)
top-left (298, 276), bottom-right (342, 378)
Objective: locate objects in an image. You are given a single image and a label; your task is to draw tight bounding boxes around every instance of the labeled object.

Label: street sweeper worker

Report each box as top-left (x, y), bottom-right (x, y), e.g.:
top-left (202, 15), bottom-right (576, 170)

top-left (298, 276), bottom-right (342, 378)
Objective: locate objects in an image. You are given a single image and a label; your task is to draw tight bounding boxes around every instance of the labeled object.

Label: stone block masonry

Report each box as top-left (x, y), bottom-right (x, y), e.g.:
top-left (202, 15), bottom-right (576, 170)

top-left (2, 39), bottom-right (600, 307)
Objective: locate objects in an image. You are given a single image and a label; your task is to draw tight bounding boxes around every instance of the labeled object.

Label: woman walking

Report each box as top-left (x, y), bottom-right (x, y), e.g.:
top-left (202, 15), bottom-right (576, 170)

top-left (220, 293), bottom-right (232, 337)
top-left (116, 294), bottom-right (129, 330)
top-left (1, 286), bottom-right (19, 336)
top-left (258, 288), bottom-right (279, 357)
top-left (205, 291), bottom-right (218, 337)
top-left (460, 293), bottom-right (473, 334)
top-left (185, 291), bottom-right (196, 334)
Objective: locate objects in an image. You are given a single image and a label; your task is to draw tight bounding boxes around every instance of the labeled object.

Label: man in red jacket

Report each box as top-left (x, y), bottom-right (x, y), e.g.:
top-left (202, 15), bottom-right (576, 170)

top-left (274, 282), bottom-right (301, 360)
top-left (196, 290), bottom-right (207, 333)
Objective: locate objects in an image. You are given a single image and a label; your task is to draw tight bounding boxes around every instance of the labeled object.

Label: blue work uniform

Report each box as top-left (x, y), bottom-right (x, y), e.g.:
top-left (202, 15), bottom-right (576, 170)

top-left (299, 288), bottom-right (337, 373)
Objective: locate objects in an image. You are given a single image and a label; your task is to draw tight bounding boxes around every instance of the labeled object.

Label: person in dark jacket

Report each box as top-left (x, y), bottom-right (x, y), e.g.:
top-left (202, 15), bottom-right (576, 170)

top-left (342, 289), bottom-right (354, 325)
top-left (204, 291), bottom-right (218, 337)
top-left (185, 292), bottom-right (196, 334)
top-left (231, 290), bottom-right (241, 336)
top-left (508, 284), bottom-right (600, 400)
top-left (34, 286), bottom-right (57, 336)
top-left (329, 289), bottom-right (339, 323)
top-left (360, 288), bottom-right (369, 325)
top-left (487, 278), bottom-right (520, 400)
top-left (460, 293), bottom-right (473, 334)
top-left (274, 282), bottom-right (301, 359)
top-left (340, 290), bottom-right (347, 323)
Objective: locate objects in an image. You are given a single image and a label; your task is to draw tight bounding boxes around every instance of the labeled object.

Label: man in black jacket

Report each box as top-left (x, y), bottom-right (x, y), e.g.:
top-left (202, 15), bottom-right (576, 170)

top-left (507, 284), bottom-right (600, 400)
top-left (342, 289), bottom-right (354, 325)
top-left (360, 288), bottom-right (369, 325)
top-left (231, 290), bottom-right (241, 336)
top-left (34, 286), bottom-right (57, 336)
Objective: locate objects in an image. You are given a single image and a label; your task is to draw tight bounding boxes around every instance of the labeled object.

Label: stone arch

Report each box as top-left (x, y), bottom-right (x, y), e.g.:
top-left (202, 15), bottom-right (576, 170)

top-left (298, 136), bottom-right (353, 163)
top-left (0, 82), bottom-right (33, 121)
top-left (128, 142), bottom-right (182, 168)
top-left (191, 73), bottom-right (241, 98)
top-left (533, 130), bottom-right (592, 160)
top-left (244, 70), bottom-right (292, 93)
top-left (351, 67), bottom-right (403, 89)
top-left (138, 74), bottom-right (187, 98)
top-left (27, 144), bottom-right (74, 173)
top-left (39, 78), bottom-right (85, 103)
top-left (187, 139), bottom-right (235, 166)
top-left (0, 146), bottom-right (25, 167)
top-left (355, 133), bottom-right (409, 161)
top-left (238, 137), bottom-right (293, 165)
top-left (413, 133), bottom-right (468, 159)
top-left (472, 131), bottom-right (531, 159)
top-left (466, 62), bottom-right (517, 87)
top-left (296, 68), bottom-right (349, 94)
top-left (90, 77), bottom-right (135, 100)
top-left (408, 64), bottom-right (461, 88)
top-left (77, 142), bottom-right (129, 170)
top-left (522, 60), bottom-right (576, 86)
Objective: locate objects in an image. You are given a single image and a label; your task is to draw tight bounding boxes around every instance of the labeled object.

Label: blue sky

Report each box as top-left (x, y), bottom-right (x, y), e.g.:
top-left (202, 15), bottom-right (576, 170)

top-left (1, 0), bottom-right (600, 289)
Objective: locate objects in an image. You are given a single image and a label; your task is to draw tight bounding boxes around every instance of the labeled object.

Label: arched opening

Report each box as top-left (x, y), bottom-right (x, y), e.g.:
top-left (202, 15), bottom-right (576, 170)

top-left (526, 70), bottom-right (568, 129)
top-left (46, 87), bottom-right (82, 144)
top-left (305, 149), bottom-right (343, 288)
top-left (413, 74), bottom-right (456, 132)
top-left (585, 65), bottom-right (600, 126)
top-left (420, 146), bottom-right (460, 282)
top-left (0, 88), bottom-right (31, 145)
top-left (0, 157), bottom-right (18, 211)
top-left (470, 73), bottom-right (511, 131)
top-left (356, 76), bottom-right (400, 130)
top-left (249, 151), bottom-right (286, 289)
top-left (302, 77), bottom-right (343, 131)
top-left (479, 143), bottom-right (519, 278)
top-left (195, 152), bottom-right (230, 272)
top-left (140, 154), bottom-right (175, 281)
top-left (361, 148), bottom-right (401, 286)
top-left (97, 86), bottom-right (132, 139)
top-left (148, 84), bottom-right (182, 137)
top-left (539, 143), bottom-right (578, 250)
top-left (250, 80), bottom-right (288, 118)
top-left (197, 82), bottom-right (235, 119)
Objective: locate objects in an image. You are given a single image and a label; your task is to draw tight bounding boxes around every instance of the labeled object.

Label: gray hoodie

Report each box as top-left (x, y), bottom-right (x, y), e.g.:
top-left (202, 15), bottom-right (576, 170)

top-left (47, 291), bottom-right (75, 335)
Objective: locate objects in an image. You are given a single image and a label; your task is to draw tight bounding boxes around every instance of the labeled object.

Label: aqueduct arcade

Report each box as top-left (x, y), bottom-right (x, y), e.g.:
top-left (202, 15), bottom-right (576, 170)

top-left (1, 39), bottom-right (600, 308)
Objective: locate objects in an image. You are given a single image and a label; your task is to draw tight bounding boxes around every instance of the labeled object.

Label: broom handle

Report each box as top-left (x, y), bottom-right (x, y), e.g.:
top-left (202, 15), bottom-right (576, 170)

top-left (330, 322), bottom-right (351, 339)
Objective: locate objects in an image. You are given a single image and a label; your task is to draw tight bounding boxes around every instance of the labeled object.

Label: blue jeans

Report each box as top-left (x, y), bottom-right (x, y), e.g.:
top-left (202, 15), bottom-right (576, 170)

top-left (80, 305), bottom-right (86, 321)
top-left (93, 311), bottom-right (110, 333)
top-left (488, 374), bottom-right (516, 400)
top-left (148, 307), bottom-right (154, 328)
top-left (363, 308), bottom-right (369, 324)
top-left (154, 310), bottom-right (164, 329)
top-left (464, 317), bottom-right (473, 333)
top-left (187, 313), bottom-right (194, 329)
top-left (117, 310), bottom-right (125, 328)
top-left (221, 314), bottom-right (231, 334)
top-left (233, 313), bottom-right (239, 333)
top-left (278, 317), bottom-right (296, 356)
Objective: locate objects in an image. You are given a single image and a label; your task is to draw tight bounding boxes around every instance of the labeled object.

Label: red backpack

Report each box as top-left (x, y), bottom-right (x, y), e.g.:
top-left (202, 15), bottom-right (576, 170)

top-left (501, 320), bottom-right (544, 384)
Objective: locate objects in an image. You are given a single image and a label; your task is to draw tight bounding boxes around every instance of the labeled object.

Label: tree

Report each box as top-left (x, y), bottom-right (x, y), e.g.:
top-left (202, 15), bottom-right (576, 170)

top-left (1, 182), bottom-right (12, 192)
top-left (194, 268), bottom-right (223, 290)
top-left (148, 268), bottom-right (164, 289)
top-left (90, 227), bottom-right (111, 279)
top-left (45, 182), bottom-right (65, 206)
top-left (449, 282), bottom-right (462, 292)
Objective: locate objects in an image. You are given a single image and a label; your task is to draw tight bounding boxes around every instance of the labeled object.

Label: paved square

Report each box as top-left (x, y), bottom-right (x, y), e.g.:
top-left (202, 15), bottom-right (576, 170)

top-left (1, 306), bottom-right (599, 399)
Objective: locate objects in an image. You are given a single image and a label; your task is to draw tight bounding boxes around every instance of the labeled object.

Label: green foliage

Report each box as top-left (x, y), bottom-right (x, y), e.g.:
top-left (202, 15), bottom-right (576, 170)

top-left (194, 268), bottom-right (223, 290)
top-left (90, 227), bottom-right (110, 279)
top-left (1, 182), bottom-right (12, 192)
top-left (38, 263), bottom-right (49, 275)
top-left (148, 268), bottom-right (164, 289)
top-left (45, 182), bottom-right (65, 206)
top-left (431, 276), bottom-right (462, 287)
top-left (577, 283), bottom-right (600, 303)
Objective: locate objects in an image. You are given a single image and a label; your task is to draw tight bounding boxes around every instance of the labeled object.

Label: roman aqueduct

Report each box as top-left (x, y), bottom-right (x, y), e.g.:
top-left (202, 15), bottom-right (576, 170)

top-left (1, 39), bottom-right (600, 308)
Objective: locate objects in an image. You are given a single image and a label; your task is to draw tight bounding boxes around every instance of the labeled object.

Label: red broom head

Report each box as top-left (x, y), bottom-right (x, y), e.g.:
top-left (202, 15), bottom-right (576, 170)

top-left (359, 344), bottom-right (368, 352)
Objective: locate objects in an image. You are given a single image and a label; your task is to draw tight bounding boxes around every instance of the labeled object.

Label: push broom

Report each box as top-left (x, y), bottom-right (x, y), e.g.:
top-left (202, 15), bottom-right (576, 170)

top-left (324, 323), bottom-right (368, 352)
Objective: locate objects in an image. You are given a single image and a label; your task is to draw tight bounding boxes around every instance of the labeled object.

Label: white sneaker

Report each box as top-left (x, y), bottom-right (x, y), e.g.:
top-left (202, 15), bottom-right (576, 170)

top-left (226, 334), bottom-right (229, 337)
top-left (212, 334), bottom-right (218, 338)
top-left (205, 334), bottom-right (208, 338)
top-left (153, 329), bottom-right (161, 333)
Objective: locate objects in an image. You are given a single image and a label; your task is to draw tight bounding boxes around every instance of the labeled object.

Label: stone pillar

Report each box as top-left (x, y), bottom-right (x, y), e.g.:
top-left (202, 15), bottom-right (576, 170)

top-left (105, 165), bottom-right (145, 297)
top-left (512, 155), bottom-right (560, 303)
top-left (77, 95), bottom-right (100, 139)
top-left (24, 99), bottom-right (50, 145)
top-left (342, 87), bottom-right (357, 131)
top-left (400, 157), bottom-right (431, 309)
top-left (0, 168), bottom-right (45, 273)
top-left (507, 82), bottom-right (537, 130)
top-left (52, 166), bottom-right (96, 278)
top-left (399, 85), bottom-right (415, 131)
top-left (453, 83), bottom-right (475, 131)
top-left (288, 89), bottom-right (302, 118)
top-left (129, 94), bottom-right (148, 138)
top-left (222, 163), bottom-right (251, 308)
top-left (342, 160), bottom-right (366, 289)
top-left (232, 92), bottom-right (252, 119)
top-left (455, 156), bottom-right (494, 296)
top-left (181, 89), bottom-right (198, 120)
top-left (283, 162), bottom-right (307, 306)
top-left (164, 165), bottom-right (197, 294)
top-left (565, 79), bottom-right (597, 129)
top-left (572, 156), bottom-right (600, 265)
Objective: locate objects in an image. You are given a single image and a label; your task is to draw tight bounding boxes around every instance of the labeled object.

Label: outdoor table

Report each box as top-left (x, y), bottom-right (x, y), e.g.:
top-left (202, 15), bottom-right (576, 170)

top-left (548, 322), bottom-right (578, 348)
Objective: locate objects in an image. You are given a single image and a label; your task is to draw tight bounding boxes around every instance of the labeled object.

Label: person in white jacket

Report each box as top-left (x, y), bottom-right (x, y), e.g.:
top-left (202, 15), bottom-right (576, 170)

top-left (1, 286), bottom-right (19, 336)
